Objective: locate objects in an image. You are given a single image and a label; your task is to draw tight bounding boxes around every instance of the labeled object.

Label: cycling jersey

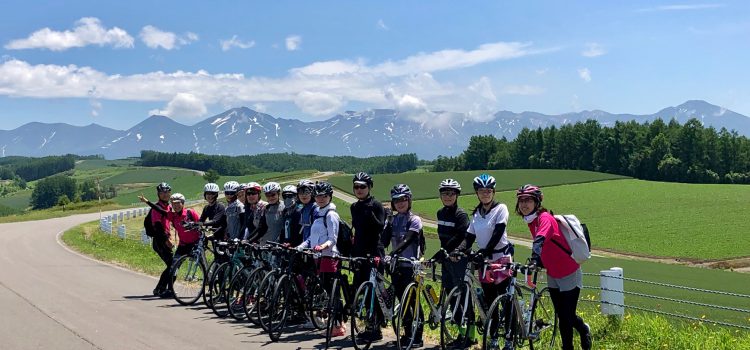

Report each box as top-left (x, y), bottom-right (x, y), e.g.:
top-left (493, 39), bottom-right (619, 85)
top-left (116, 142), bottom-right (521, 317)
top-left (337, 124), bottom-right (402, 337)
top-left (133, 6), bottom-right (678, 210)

top-left (280, 203), bottom-right (303, 246)
top-left (300, 202), bottom-right (339, 257)
top-left (468, 202), bottom-right (511, 261)
top-left (383, 212), bottom-right (422, 260)
top-left (245, 200), bottom-right (267, 234)
top-left (529, 211), bottom-right (579, 279)
top-left (150, 201), bottom-right (171, 240)
top-left (200, 201), bottom-right (226, 240)
top-left (247, 201), bottom-right (285, 243)
top-left (225, 199), bottom-right (245, 240)
top-left (350, 196), bottom-right (386, 258)
top-left (437, 205), bottom-right (471, 252)
top-left (299, 201), bottom-right (315, 242)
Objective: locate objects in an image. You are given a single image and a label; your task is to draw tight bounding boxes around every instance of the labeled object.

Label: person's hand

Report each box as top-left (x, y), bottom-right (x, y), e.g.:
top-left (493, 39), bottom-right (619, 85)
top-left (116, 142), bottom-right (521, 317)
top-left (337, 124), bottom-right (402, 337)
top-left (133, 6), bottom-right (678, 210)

top-left (138, 194), bottom-right (148, 203)
top-left (282, 243), bottom-right (290, 248)
top-left (313, 245), bottom-right (324, 252)
top-left (295, 245), bottom-right (305, 252)
top-left (373, 256), bottom-right (381, 266)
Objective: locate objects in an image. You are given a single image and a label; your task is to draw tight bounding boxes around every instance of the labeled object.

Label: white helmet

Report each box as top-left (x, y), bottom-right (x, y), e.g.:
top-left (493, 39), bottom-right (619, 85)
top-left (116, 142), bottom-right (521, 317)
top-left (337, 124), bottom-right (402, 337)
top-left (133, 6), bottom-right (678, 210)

top-left (170, 193), bottom-right (186, 203)
top-left (223, 181), bottom-right (240, 194)
top-left (204, 183), bottom-right (220, 193)
top-left (282, 185), bottom-right (297, 195)
top-left (263, 182), bottom-right (281, 194)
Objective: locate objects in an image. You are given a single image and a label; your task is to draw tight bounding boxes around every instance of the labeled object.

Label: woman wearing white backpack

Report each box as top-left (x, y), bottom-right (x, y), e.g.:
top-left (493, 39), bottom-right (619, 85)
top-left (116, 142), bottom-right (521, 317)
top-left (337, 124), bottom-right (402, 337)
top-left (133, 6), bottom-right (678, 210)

top-left (516, 184), bottom-right (592, 350)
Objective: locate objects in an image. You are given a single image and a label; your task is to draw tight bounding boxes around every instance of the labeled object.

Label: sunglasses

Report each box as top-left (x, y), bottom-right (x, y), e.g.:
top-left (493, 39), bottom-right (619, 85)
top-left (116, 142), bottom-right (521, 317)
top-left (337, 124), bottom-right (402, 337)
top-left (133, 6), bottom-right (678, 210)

top-left (299, 190), bottom-right (313, 195)
top-left (392, 196), bottom-right (410, 203)
top-left (440, 191), bottom-right (457, 197)
top-left (247, 191), bottom-right (260, 196)
top-left (353, 184), bottom-right (368, 190)
top-left (282, 194), bottom-right (296, 199)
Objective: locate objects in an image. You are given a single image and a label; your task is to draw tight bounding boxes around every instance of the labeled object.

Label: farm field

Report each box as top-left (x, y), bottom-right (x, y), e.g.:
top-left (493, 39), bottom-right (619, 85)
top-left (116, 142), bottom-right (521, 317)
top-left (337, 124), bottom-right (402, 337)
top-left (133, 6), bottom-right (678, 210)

top-left (330, 169), bottom-right (629, 200)
top-left (412, 179), bottom-right (750, 260)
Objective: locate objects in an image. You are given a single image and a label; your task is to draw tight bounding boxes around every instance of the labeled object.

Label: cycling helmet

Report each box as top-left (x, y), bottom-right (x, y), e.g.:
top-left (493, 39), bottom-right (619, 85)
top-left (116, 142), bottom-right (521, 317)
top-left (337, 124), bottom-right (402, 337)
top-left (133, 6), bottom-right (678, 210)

top-left (263, 182), bottom-right (281, 194)
top-left (516, 184), bottom-right (543, 203)
top-left (156, 182), bottom-right (172, 193)
top-left (314, 181), bottom-right (334, 196)
top-left (390, 184), bottom-right (412, 200)
top-left (246, 182), bottom-right (262, 192)
top-left (473, 174), bottom-right (496, 191)
top-left (353, 172), bottom-right (374, 187)
top-left (297, 179), bottom-right (315, 193)
top-left (203, 183), bottom-right (220, 193)
top-left (282, 185), bottom-right (298, 195)
top-left (170, 193), bottom-right (186, 203)
top-left (223, 181), bottom-right (240, 194)
top-left (439, 178), bottom-right (462, 194)
top-left (237, 183), bottom-right (249, 192)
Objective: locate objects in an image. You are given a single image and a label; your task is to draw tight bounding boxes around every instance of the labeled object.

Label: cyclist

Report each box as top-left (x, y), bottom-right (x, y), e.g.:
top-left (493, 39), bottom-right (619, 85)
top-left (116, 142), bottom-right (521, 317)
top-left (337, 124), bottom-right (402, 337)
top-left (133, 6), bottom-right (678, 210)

top-left (280, 185), bottom-right (303, 246)
top-left (139, 192), bottom-right (201, 266)
top-left (223, 181), bottom-right (245, 240)
top-left (147, 182), bottom-right (173, 297)
top-left (349, 172), bottom-right (386, 342)
top-left (466, 174), bottom-right (514, 350)
top-left (516, 184), bottom-right (592, 350)
top-left (246, 182), bottom-right (285, 244)
top-left (199, 183), bottom-right (226, 240)
top-left (237, 183), bottom-right (248, 206)
top-left (243, 182), bottom-right (267, 236)
top-left (296, 181), bottom-right (345, 337)
top-left (381, 184), bottom-right (424, 348)
top-left (297, 179), bottom-right (316, 243)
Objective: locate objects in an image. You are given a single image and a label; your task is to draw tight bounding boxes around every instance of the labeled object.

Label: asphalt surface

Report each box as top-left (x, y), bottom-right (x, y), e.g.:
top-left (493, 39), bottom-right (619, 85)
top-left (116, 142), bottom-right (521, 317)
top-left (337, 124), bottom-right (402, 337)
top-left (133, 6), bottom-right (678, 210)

top-left (0, 211), bottom-right (443, 350)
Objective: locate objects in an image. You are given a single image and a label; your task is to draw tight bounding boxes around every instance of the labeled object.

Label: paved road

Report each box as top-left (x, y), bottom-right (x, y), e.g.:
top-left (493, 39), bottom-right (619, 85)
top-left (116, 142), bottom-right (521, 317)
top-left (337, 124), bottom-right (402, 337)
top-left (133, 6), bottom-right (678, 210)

top-left (0, 211), bottom-right (437, 350)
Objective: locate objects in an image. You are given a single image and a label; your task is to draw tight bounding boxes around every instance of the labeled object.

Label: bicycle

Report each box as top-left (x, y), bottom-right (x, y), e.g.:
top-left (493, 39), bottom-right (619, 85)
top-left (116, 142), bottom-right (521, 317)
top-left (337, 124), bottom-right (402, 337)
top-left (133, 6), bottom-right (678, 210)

top-left (242, 243), bottom-right (284, 326)
top-left (394, 255), bottom-right (444, 350)
top-left (483, 262), bottom-right (558, 350)
top-left (206, 239), bottom-right (247, 318)
top-left (226, 243), bottom-right (264, 320)
top-left (324, 255), bottom-right (354, 349)
top-left (440, 250), bottom-right (497, 350)
top-left (264, 246), bottom-right (329, 342)
top-left (169, 222), bottom-right (216, 305)
top-left (256, 242), bottom-right (292, 332)
top-left (350, 255), bottom-right (400, 350)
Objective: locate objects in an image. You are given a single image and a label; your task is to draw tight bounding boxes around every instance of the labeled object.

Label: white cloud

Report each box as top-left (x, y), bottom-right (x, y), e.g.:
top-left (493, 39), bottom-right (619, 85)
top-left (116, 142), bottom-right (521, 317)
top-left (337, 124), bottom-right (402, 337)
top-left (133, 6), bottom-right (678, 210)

top-left (294, 91), bottom-right (343, 115)
top-left (377, 19), bottom-right (389, 31)
top-left (252, 103), bottom-right (268, 113)
top-left (582, 42), bottom-right (606, 57)
top-left (535, 68), bottom-right (549, 75)
top-left (88, 86), bottom-right (102, 117)
top-left (149, 93), bottom-right (207, 119)
top-left (139, 25), bottom-right (198, 50)
top-left (637, 4), bottom-right (725, 12)
top-left (4, 17), bottom-right (134, 51)
top-left (285, 35), bottom-right (302, 51)
top-left (578, 68), bottom-right (592, 82)
top-left (220, 35), bottom-right (255, 51)
top-left (0, 40), bottom-right (554, 121)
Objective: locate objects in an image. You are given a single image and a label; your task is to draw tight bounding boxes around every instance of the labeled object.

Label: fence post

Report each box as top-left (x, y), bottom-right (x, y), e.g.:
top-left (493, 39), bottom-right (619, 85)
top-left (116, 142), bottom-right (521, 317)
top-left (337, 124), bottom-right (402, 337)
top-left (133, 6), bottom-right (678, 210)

top-left (141, 229), bottom-right (151, 245)
top-left (118, 212), bottom-right (124, 222)
top-left (125, 211), bottom-right (130, 220)
top-left (118, 224), bottom-right (126, 239)
top-left (601, 267), bottom-right (625, 318)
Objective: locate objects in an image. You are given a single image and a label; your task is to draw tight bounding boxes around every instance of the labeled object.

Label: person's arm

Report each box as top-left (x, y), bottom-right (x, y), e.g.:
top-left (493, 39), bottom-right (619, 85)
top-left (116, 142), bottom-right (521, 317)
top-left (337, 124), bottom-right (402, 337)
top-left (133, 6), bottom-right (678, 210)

top-left (380, 220), bottom-right (392, 250)
top-left (391, 230), bottom-right (418, 255)
top-left (318, 212), bottom-right (339, 251)
top-left (144, 200), bottom-right (168, 216)
top-left (245, 211), bottom-right (267, 242)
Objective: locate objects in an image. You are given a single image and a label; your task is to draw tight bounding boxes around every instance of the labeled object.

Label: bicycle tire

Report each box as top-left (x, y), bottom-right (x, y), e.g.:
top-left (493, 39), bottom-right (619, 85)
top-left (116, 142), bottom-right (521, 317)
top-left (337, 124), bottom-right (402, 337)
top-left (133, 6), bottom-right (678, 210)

top-left (256, 270), bottom-right (281, 332)
top-left (528, 287), bottom-right (558, 350)
top-left (203, 259), bottom-right (218, 307)
top-left (482, 294), bottom-right (516, 350)
top-left (209, 262), bottom-right (235, 318)
top-left (351, 281), bottom-right (376, 350)
top-left (308, 275), bottom-right (329, 330)
top-left (325, 277), bottom-right (340, 349)
top-left (170, 254), bottom-right (206, 306)
top-left (226, 266), bottom-right (253, 320)
top-left (395, 282), bottom-right (424, 350)
top-left (440, 283), bottom-right (472, 350)
top-left (266, 274), bottom-right (292, 342)
top-left (242, 267), bottom-right (267, 326)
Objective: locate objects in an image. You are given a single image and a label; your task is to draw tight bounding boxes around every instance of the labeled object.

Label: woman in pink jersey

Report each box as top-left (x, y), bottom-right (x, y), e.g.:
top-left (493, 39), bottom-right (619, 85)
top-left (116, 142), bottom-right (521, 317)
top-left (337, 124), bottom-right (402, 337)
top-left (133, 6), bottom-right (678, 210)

top-left (140, 193), bottom-right (201, 259)
top-left (516, 184), bottom-right (592, 350)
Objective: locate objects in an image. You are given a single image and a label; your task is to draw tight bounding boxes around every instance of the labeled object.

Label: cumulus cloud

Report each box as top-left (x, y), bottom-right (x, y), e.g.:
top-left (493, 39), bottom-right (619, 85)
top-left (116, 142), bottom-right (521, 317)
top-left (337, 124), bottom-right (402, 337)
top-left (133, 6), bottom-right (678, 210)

top-left (377, 19), bottom-right (389, 31)
top-left (285, 35), bottom-right (301, 51)
top-left (0, 40), bottom-right (553, 121)
top-left (149, 93), bottom-right (207, 119)
top-left (4, 17), bottom-right (134, 51)
top-left (140, 25), bottom-right (198, 50)
top-left (252, 103), bottom-right (268, 113)
top-left (578, 68), bottom-right (592, 82)
top-left (582, 42), bottom-right (606, 57)
top-left (294, 91), bottom-right (344, 115)
top-left (220, 35), bottom-right (255, 51)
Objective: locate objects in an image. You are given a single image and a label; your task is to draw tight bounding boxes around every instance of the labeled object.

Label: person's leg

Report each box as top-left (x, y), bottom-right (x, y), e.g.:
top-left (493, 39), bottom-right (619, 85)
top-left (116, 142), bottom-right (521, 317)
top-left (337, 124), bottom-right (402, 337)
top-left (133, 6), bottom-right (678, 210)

top-left (561, 287), bottom-right (592, 349)
top-left (481, 282), bottom-right (501, 340)
top-left (152, 239), bottom-right (173, 293)
top-left (549, 287), bottom-right (574, 350)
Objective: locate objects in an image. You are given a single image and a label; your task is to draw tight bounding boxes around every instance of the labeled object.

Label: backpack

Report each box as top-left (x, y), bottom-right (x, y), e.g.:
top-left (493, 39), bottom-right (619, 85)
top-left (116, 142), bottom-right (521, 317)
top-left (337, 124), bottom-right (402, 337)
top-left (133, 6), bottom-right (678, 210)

top-left (321, 210), bottom-right (354, 257)
top-left (144, 209), bottom-right (157, 237)
top-left (552, 214), bottom-right (591, 264)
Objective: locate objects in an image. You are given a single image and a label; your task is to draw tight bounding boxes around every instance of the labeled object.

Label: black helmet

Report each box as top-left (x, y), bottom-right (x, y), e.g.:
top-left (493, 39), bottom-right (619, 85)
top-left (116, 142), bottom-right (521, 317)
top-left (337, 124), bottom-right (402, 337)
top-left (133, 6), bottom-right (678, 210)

top-left (390, 184), bottom-right (412, 200)
top-left (156, 182), bottom-right (172, 193)
top-left (353, 172), bottom-right (373, 187)
top-left (314, 181), bottom-right (334, 196)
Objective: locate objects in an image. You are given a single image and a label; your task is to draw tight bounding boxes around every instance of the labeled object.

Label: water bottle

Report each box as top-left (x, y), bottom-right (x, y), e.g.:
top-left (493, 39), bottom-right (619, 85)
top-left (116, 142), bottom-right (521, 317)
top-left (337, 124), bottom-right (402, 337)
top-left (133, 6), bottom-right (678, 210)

top-left (523, 306), bottom-right (532, 332)
top-left (425, 284), bottom-right (439, 305)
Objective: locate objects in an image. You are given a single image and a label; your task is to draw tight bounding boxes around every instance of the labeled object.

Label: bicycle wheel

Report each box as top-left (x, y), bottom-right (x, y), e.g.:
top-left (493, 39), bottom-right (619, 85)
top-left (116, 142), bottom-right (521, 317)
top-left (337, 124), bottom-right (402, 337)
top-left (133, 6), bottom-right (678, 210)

top-left (170, 255), bottom-right (206, 306)
top-left (203, 259), bottom-right (218, 307)
top-left (257, 270), bottom-right (281, 332)
top-left (308, 275), bottom-right (330, 330)
top-left (227, 266), bottom-right (253, 320)
top-left (242, 267), bottom-right (267, 325)
top-left (351, 281), bottom-right (377, 350)
top-left (266, 274), bottom-right (293, 342)
top-left (324, 277), bottom-right (342, 349)
top-left (209, 262), bottom-right (236, 318)
top-left (483, 294), bottom-right (519, 350)
top-left (440, 283), bottom-right (473, 350)
top-left (395, 282), bottom-right (424, 350)
top-left (528, 288), bottom-right (558, 350)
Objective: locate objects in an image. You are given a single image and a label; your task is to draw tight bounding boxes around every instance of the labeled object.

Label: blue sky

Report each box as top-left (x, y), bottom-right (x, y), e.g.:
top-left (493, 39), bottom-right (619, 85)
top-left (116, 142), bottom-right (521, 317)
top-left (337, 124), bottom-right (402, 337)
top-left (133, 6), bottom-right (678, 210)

top-left (1, 1), bottom-right (748, 130)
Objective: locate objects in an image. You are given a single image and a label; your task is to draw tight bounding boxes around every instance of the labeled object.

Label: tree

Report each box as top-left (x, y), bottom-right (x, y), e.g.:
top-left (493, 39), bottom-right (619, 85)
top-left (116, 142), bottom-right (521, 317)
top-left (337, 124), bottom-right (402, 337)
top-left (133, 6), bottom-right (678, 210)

top-left (202, 169), bottom-right (220, 183)
top-left (57, 195), bottom-right (71, 209)
top-left (30, 175), bottom-right (77, 209)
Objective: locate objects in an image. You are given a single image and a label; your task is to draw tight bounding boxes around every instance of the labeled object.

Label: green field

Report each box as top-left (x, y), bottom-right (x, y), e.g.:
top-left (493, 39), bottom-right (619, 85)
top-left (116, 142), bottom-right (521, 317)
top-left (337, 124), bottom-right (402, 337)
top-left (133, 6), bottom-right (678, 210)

top-left (74, 158), bottom-right (139, 171)
top-left (0, 190), bottom-right (32, 211)
top-left (330, 169), bottom-right (629, 200)
top-left (412, 179), bottom-right (750, 260)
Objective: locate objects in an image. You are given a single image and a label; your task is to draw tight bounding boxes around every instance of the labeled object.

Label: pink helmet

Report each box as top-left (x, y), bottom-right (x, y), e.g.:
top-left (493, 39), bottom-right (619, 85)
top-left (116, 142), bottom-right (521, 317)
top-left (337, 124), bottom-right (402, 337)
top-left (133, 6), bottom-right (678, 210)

top-left (516, 184), bottom-right (543, 203)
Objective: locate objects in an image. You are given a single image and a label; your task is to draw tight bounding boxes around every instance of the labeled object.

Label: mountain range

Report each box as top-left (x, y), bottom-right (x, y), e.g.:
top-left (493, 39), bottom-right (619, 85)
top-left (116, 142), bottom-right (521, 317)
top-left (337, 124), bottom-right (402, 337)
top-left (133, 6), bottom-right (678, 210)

top-left (2, 100), bottom-right (749, 160)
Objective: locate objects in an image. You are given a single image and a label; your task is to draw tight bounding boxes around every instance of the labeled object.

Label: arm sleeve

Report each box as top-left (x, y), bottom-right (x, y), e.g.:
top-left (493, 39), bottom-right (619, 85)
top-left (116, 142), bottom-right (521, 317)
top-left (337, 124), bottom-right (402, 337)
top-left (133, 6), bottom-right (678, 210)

top-left (484, 223), bottom-right (507, 253)
top-left (380, 221), bottom-right (392, 250)
top-left (146, 201), bottom-right (168, 216)
top-left (531, 235), bottom-right (545, 267)
top-left (454, 211), bottom-right (473, 251)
